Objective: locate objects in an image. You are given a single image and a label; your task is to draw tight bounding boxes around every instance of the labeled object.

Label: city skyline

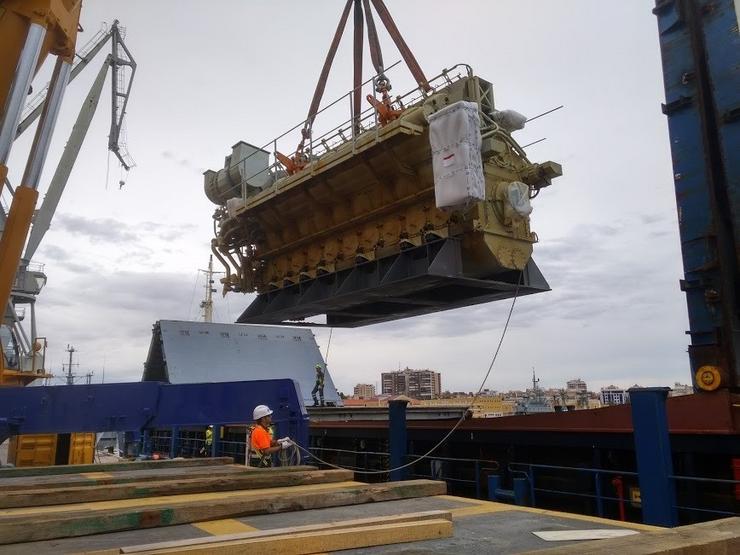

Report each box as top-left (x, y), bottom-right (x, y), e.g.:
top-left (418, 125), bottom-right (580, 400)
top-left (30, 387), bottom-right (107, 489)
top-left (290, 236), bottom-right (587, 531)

top-left (348, 368), bottom-right (693, 403)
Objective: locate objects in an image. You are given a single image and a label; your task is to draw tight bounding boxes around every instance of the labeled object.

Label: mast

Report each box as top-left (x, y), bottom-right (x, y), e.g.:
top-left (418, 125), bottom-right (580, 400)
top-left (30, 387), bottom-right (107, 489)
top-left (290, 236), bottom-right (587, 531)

top-left (199, 255), bottom-right (219, 323)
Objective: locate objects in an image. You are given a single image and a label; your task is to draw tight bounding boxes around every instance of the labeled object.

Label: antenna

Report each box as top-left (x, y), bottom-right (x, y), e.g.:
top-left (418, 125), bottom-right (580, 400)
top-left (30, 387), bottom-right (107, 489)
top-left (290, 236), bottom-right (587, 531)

top-left (525, 105), bottom-right (564, 123)
top-left (198, 255), bottom-right (223, 323)
top-left (63, 344), bottom-right (78, 385)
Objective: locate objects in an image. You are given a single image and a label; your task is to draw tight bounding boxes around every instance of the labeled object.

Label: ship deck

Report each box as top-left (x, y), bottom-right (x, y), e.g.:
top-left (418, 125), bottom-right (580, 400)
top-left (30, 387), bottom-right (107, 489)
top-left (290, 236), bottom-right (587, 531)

top-left (2, 458), bottom-right (736, 554)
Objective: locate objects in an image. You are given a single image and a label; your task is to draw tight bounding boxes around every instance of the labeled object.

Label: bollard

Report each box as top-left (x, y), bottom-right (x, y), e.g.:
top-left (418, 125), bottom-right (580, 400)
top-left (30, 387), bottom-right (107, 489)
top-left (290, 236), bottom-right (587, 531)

top-left (513, 477), bottom-right (530, 506)
top-left (629, 387), bottom-right (678, 527)
top-left (488, 475), bottom-right (502, 500)
top-left (389, 398), bottom-right (409, 481)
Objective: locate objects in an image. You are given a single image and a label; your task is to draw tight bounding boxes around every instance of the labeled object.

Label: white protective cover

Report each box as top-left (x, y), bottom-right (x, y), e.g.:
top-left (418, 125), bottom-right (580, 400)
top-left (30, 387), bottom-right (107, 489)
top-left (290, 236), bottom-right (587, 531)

top-left (507, 181), bottom-right (533, 217)
top-left (427, 101), bottom-right (485, 209)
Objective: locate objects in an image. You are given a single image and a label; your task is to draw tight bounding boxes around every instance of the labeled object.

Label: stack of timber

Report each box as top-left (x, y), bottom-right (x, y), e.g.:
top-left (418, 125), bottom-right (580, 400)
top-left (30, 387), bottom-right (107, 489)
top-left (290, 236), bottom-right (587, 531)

top-left (94, 511), bottom-right (453, 554)
top-left (0, 457), bottom-right (450, 552)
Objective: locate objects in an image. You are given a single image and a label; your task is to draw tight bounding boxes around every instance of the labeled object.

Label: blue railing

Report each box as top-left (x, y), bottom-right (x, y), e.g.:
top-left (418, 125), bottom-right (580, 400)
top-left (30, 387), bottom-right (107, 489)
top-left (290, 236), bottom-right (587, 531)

top-left (309, 446), bottom-right (391, 473)
top-left (509, 463), bottom-right (740, 523)
top-left (509, 463), bottom-right (639, 520)
top-left (308, 446), bottom-right (498, 498)
top-left (671, 474), bottom-right (740, 519)
top-left (150, 430), bottom-right (740, 525)
top-left (407, 454), bottom-right (499, 500)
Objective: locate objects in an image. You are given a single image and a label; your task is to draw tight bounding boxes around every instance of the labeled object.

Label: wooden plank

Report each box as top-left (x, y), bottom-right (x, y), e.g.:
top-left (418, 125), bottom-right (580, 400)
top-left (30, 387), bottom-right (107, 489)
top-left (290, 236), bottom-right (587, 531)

top-left (0, 464), bottom-right (244, 492)
top-left (0, 479), bottom-right (446, 544)
top-left (131, 519), bottom-right (453, 555)
top-left (122, 510), bottom-right (452, 553)
top-left (0, 457), bottom-right (234, 478)
top-left (0, 464), bottom-right (316, 492)
top-left (0, 469), bottom-right (353, 508)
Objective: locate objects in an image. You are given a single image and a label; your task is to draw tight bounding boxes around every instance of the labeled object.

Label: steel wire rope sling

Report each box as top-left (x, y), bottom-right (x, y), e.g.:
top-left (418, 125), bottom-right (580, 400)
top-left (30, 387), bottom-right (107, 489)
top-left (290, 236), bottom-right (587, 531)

top-left (293, 273), bottom-right (523, 475)
top-left (282, 0), bottom-right (432, 173)
top-left (284, 0), bottom-right (520, 474)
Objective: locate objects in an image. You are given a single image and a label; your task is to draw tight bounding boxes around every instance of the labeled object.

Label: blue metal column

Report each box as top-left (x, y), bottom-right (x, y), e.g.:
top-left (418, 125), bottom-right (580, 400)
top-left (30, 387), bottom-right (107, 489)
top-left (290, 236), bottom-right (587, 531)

top-left (211, 424), bottom-right (221, 458)
top-left (141, 429), bottom-right (151, 457)
top-left (169, 426), bottom-right (179, 458)
top-left (388, 398), bottom-right (409, 481)
top-left (629, 387), bottom-right (678, 527)
top-left (654, 0), bottom-right (740, 391)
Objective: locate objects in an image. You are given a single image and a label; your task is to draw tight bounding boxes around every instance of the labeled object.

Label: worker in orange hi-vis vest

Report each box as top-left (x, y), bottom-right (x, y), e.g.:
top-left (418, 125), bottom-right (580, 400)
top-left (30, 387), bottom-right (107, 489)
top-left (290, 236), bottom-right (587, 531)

top-left (248, 405), bottom-right (291, 467)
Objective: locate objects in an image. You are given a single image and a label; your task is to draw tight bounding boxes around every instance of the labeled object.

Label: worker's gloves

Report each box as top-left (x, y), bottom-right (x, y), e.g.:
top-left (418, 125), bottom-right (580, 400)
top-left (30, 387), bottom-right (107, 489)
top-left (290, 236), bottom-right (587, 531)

top-left (278, 437), bottom-right (293, 450)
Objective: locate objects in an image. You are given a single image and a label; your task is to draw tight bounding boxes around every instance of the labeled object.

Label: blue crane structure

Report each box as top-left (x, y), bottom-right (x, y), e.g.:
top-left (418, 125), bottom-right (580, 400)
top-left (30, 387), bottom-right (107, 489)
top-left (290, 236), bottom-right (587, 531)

top-left (0, 379), bottom-right (309, 457)
top-left (655, 0), bottom-right (740, 393)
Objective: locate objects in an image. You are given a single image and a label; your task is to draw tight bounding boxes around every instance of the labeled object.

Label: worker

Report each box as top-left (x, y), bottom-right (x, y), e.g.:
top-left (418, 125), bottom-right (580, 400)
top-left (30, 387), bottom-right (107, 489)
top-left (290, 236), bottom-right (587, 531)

top-left (312, 363), bottom-right (325, 407)
top-left (249, 404), bottom-right (290, 467)
top-left (199, 425), bottom-right (214, 456)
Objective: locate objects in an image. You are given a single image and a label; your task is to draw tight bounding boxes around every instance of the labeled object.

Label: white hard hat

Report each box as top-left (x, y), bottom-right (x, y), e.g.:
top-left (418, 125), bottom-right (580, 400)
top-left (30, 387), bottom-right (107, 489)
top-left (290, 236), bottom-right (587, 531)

top-left (253, 404), bottom-right (273, 420)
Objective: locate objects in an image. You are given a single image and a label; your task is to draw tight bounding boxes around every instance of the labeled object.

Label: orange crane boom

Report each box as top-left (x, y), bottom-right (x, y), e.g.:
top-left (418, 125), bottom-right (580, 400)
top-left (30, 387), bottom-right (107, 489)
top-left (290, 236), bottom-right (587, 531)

top-left (0, 0), bottom-right (82, 381)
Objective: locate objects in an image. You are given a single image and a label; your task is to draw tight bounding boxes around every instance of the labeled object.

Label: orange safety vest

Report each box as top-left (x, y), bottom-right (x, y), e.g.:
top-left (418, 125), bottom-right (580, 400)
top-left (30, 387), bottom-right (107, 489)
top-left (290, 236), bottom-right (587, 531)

top-left (246, 424), bottom-right (274, 467)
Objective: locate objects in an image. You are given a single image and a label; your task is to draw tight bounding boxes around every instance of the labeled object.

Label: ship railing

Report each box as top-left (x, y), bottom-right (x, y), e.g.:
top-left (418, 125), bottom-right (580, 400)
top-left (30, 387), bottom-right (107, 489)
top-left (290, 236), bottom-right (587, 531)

top-left (509, 462), bottom-right (740, 524)
top-left (308, 446), bottom-right (498, 498)
top-left (217, 63), bottom-right (475, 210)
top-left (308, 446), bottom-right (391, 475)
top-left (509, 463), bottom-right (640, 521)
top-left (405, 453), bottom-right (499, 500)
top-left (670, 474), bottom-right (740, 519)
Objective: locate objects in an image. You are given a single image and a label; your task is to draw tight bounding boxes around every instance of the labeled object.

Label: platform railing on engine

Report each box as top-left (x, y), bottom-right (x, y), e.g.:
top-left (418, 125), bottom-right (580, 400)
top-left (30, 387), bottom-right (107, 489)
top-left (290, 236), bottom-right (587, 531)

top-left (213, 63), bottom-right (475, 209)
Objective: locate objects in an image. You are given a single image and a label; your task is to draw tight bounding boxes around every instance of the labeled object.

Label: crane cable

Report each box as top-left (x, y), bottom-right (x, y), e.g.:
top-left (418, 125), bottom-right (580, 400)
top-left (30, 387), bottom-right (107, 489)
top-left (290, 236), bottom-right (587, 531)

top-left (297, 0), bottom-right (430, 156)
top-left (324, 327), bottom-right (334, 364)
top-left (292, 273), bottom-right (522, 475)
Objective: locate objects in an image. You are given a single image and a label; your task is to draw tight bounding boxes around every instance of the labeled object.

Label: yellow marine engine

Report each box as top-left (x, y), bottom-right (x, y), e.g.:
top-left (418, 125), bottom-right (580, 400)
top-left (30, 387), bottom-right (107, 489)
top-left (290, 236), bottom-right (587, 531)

top-left (205, 66), bottom-right (560, 327)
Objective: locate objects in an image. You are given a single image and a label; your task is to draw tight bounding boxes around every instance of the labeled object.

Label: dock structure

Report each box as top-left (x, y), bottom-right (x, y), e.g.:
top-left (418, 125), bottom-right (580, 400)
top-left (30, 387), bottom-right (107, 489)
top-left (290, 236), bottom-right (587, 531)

top-left (1, 457), bottom-right (737, 554)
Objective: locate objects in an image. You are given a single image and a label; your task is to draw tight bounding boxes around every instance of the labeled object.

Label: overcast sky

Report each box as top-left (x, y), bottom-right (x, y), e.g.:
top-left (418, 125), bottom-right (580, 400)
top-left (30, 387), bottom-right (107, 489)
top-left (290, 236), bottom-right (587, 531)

top-left (6, 0), bottom-right (690, 394)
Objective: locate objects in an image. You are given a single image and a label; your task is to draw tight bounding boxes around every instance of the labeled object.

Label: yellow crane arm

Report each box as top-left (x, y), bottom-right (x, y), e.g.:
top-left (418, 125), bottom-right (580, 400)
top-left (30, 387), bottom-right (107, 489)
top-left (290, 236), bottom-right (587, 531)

top-left (0, 0), bottom-right (82, 374)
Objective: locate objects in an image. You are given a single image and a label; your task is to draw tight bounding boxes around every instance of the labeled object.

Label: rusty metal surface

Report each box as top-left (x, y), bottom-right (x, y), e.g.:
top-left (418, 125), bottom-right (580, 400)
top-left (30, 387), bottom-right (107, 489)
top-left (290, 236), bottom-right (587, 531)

top-left (310, 391), bottom-right (739, 435)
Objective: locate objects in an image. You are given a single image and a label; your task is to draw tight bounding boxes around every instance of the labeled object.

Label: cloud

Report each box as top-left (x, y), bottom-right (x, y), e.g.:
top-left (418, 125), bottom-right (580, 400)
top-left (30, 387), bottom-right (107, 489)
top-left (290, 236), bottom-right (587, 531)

top-left (36, 269), bottom-right (199, 380)
top-left (39, 244), bottom-right (69, 261)
top-left (55, 214), bottom-right (138, 244)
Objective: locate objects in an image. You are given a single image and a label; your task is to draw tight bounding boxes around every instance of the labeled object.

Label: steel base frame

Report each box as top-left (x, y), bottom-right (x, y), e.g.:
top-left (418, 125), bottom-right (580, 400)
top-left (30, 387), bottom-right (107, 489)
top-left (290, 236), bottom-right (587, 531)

top-left (239, 238), bottom-right (550, 327)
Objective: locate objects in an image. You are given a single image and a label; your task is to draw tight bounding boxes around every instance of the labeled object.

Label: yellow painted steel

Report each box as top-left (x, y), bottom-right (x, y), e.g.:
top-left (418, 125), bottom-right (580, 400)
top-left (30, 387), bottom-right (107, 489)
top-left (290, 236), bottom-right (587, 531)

top-left (0, 0), bottom-right (81, 383)
top-left (6, 432), bottom-right (95, 467)
top-left (7, 434), bottom-right (56, 467)
top-left (695, 365), bottom-right (722, 391)
top-left (0, 187), bottom-right (38, 340)
top-left (68, 432), bottom-right (95, 464)
top-left (0, 0), bottom-right (81, 110)
top-left (210, 74), bottom-right (561, 295)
